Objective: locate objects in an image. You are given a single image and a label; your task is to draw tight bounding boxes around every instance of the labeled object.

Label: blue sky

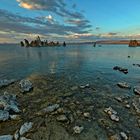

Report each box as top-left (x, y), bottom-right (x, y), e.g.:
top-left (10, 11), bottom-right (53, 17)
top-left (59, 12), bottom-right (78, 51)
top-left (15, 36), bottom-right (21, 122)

top-left (0, 0), bottom-right (140, 43)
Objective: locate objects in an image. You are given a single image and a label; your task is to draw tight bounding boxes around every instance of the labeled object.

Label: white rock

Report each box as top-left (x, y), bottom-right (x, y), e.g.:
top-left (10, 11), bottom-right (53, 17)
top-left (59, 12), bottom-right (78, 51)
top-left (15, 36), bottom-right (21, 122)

top-left (120, 132), bottom-right (128, 140)
top-left (0, 135), bottom-right (13, 140)
top-left (73, 126), bottom-right (84, 134)
top-left (110, 114), bottom-right (119, 122)
top-left (19, 122), bottom-right (33, 136)
top-left (125, 104), bottom-right (130, 109)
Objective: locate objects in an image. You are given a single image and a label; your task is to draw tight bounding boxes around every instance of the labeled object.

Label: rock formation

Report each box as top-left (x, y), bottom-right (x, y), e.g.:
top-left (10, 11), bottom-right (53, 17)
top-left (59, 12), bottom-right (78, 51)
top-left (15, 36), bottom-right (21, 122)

top-left (63, 41), bottom-right (66, 47)
top-left (24, 39), bottom-right (30, 47)
top-left (20, 36), bottom-right (62, 47)
top-left (20, 41), bottom-right (24, 47)
top-left (129, 40), bottom-right (140, 47)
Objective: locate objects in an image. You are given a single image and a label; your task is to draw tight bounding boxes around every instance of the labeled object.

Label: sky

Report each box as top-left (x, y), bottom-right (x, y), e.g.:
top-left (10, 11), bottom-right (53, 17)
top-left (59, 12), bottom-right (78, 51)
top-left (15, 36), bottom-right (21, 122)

top-left (0, 0), bottom-right (140, 43)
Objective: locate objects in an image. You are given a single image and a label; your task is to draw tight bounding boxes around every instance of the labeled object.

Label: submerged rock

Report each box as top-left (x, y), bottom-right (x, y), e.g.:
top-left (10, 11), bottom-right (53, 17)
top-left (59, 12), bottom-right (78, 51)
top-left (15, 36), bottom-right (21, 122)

top-left (137, 119), bottom-right (140, 128)
top-left (56, 115), bottom-right (68, 122)
top-left (0, 92), bottom-right (20, 113)
top-left (14, 130), bottom-right (20, 140)
top-left (132, 98), bottom-right (140, 114)
top-left (117, 82), bottom-right (131, 89)
top-left (133, 64), bottom-right (140, 67)
top-left (20, 137), bottom-right (31, 140)
top-left (109, 134), bottom-right (121, 140)
top-left (0, 135), bottom-right (13, 140)
top-left (115, 97), bottom-right (123, 102)
top-left (110, 114), bottom-right (119, 122)
top-left (19, 80), bottom-right (33, 93)
top-left (133, 86), bottom-right (140, 95)
top-left (19, 122), bottom-right (33, 136)
top-left (43, 104), bottom-right (60, 113)
top-left (104, 107), bottom-right (117, 115)
top-left (10, 115), bottom-right (21, 120)
top-left (83, 112), bottom-right (90, 118)
top-left (0, 110), bottom-right (9, 121)
top-left (0, 79), bottom-right (15, 88)
top-left (67, 113), bottom-right (74, 123)
top-left (73, 126), bottom-right (84, 134)
top-left (120, 132), bottom-right (128, 140)
top-left (80, 84), bottom-right (90, 89)
top-left (104, 107), bottom-right (119, 122)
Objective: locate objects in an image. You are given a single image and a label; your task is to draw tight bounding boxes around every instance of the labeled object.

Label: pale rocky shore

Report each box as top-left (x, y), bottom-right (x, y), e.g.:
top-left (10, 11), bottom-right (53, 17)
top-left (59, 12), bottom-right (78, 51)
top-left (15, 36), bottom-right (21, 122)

top-left (0, 74), bottom-right (140, 140)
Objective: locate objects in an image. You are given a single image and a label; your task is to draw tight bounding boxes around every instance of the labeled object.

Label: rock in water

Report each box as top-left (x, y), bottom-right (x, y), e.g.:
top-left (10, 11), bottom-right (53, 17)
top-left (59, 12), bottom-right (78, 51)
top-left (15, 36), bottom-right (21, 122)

top-left (19, 122), bottom-right (33, 136)
top-left (0, 110), bottom-right (9, 121)
top-left (14, 130), bottom-right (20, 140)
top-left (0, 79), bottom-right (15, 88)
top-left (19, 80), bottom-right (33, 93)
top-left (56, 115), bottom-right (68, 122)
top-left (120, 132), bottom-right (128, 140)
top-left (104, 107), bottom-right (119, 122)
top-left (104, 107), bottom-right (117, 115)
top-left (109, 134), bottom-right (121, 140)
top-left (43, 104), bottom-right (60, 113)
top-left (0, 93), bottom-right (20, 113)
top-left (80, 84), bottom-right (90, 89)
top-left (73, 126), bottom-right (84, 134)
top-left (20, 137), bottom-right (31, 140)
top-left (110, 114), bottom-right (119, 122)
top-left (113, 66), bottom-right (128, 74)
top-left (83, 112), bottom-right (90, 118)
top-left (0, 135), bottom-right (13, 140)
top-left (117, 82), bottom-right (131, 89)
top-left (132, 98), bottom-right (140, 114)
top-left (10, 115), bottom-right (21, 120)
top-left (133, 86), bottom-right (140, 95)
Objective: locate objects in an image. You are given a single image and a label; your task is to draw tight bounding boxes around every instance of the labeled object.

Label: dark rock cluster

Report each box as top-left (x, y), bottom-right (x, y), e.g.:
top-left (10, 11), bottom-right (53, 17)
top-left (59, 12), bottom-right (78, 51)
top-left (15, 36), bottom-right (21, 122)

top-left (129, 40), bottom-right (140, 47)
top-left (20, 36), bottom-right (66, 47)
top-left (113, 66), bottom-right (128, 74)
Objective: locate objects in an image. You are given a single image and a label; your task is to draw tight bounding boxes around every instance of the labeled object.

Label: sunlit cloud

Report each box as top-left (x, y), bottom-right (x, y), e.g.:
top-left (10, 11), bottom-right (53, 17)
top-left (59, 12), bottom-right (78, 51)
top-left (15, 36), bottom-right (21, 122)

top-left (19, 2), bottom-right (33, 9)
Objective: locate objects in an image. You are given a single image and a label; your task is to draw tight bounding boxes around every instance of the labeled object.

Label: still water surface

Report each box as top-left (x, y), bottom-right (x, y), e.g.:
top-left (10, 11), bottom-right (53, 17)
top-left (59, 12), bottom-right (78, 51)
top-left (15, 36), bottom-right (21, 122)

top-left (0, 44), bottom-right (140, 85)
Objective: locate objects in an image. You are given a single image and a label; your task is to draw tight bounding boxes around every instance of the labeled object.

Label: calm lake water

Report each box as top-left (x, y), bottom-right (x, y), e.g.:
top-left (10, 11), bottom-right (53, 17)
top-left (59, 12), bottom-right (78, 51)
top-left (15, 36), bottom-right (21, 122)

top-left (1, 44), bottom-right (140, 139)
top-left (0, 44), bottom-right (140, 85)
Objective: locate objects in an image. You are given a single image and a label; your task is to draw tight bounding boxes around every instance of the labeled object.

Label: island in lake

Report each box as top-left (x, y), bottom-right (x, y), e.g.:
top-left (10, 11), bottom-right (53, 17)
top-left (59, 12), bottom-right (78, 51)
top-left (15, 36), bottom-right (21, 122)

top-left (20, 36), bottom-right (66, 47)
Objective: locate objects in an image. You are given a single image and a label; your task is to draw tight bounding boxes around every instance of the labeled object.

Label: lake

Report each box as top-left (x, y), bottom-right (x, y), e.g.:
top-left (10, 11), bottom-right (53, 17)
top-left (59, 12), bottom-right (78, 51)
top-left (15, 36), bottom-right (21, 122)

top-left (0, 44), bottom-right (140, 139)
top-left (0, 44), bottom-right (140, 85)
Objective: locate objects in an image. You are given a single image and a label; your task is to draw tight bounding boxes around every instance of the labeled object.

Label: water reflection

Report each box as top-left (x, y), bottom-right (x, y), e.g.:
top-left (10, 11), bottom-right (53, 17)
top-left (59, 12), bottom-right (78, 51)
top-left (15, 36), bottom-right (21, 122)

top-left (0, 44), bottom-right (140, 83)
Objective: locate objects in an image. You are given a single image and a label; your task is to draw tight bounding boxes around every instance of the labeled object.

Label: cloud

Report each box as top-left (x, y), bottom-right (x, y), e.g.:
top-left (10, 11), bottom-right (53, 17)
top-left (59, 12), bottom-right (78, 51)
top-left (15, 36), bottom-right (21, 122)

top-left (0, 9), bottom-right (93, 43)
top-left (16, 0), bottom-right (87, 20)
top-left (95, 27), bottom-right (100, 30)
top-left (108, 32), bottom-right (118, 36)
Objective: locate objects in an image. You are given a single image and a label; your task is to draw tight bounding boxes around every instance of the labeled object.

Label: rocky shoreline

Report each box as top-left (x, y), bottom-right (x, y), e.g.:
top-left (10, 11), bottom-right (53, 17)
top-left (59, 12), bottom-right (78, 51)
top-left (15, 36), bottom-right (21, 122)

top-left (0, 74), bottom-right (140, 140)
